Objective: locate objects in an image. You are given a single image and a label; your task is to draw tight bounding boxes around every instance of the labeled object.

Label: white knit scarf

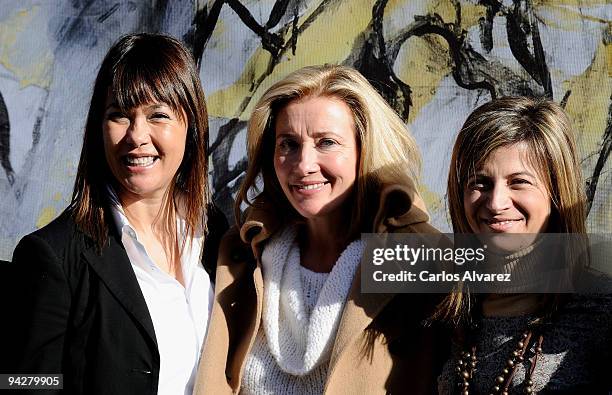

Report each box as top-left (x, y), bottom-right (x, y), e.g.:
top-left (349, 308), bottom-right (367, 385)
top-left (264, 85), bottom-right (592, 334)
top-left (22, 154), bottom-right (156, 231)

top-left (261, 226), bottom-right (365, 376)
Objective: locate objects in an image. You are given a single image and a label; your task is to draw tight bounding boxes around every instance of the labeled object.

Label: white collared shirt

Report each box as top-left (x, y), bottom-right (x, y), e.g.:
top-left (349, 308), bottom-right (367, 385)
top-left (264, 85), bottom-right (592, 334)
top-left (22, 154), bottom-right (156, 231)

top-left (109, 197), bottom-right (212, 395)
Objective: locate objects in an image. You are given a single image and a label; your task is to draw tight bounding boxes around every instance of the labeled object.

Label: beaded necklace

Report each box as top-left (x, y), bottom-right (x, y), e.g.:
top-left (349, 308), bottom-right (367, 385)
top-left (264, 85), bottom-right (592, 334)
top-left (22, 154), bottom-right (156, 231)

top-left (455, 328), bottom-right (544, 395)
top-left (454, 294), bottom-right (548, 395)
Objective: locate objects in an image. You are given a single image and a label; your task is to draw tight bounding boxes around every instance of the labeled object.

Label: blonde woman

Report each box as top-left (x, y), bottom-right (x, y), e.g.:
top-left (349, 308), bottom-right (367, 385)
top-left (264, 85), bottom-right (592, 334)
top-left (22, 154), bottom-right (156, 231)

top-left (195, 65), bottom-right (447, 394)
top-left (437, 97), bottom-right (612, 394)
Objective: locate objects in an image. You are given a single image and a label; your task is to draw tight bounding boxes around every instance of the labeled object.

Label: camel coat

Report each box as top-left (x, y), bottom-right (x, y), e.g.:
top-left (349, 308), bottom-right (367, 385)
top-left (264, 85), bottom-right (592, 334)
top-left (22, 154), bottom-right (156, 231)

top-left (194, 185), bottom-right (449, 394)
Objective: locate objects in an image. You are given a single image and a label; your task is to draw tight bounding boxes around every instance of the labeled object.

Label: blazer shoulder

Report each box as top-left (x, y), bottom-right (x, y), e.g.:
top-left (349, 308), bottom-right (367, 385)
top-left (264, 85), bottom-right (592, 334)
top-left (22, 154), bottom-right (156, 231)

top-left (30, 209), bottom-right (81, 244)
top-left (15, 209), bottom-right (88, 266)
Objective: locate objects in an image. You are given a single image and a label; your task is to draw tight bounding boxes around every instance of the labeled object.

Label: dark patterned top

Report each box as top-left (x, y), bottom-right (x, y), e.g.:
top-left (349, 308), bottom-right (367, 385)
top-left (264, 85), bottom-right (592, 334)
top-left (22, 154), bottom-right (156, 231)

top-left (437, 293), bottom-right (612, 394)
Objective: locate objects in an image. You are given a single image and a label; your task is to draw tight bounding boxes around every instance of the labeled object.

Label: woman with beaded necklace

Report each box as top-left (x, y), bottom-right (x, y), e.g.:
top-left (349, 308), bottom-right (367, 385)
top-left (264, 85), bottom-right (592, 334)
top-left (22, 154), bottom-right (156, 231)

top-left (437, 96), bottom-right (611, 394)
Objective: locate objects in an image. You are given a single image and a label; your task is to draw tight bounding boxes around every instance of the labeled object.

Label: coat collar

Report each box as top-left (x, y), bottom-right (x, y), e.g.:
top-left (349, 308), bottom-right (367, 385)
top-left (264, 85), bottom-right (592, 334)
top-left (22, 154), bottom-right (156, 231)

top-left (81, 226), bottom-right (158, 349)
top-left (237, 183), bottom-right (429, 369)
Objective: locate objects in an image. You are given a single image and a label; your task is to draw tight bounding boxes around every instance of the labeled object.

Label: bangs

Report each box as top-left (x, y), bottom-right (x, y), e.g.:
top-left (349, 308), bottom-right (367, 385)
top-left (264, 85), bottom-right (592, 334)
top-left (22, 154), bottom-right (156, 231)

top-left (109, 55), bottom-right (188, 122)
top-left (520, 139), bottom-right (553, 193)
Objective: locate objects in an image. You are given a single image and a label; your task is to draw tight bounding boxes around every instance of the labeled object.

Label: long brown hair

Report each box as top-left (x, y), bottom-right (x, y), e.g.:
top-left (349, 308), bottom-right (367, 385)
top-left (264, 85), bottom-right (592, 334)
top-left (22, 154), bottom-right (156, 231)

top-left (436, 96), bottom-right (586, 322)
top-left (70, 33), bottom-right (210, 251)
top-left (448, 96), bottom-right (586, 235)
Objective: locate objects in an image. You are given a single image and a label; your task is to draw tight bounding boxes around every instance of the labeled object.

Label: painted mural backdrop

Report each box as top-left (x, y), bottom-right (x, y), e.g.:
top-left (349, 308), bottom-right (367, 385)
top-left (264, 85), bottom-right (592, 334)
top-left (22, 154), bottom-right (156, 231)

top-left (0, 0), bottom-right (610, 260)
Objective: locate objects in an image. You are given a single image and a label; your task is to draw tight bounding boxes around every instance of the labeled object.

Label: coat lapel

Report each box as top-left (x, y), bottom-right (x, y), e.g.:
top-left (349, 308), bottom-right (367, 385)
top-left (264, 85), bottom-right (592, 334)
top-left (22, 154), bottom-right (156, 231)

top-left (330, 183), bottom-right (426, 367)
top-left (329, 265), bottom-right (394, 367)
top-left (82, 233), bottom-right (157, 347)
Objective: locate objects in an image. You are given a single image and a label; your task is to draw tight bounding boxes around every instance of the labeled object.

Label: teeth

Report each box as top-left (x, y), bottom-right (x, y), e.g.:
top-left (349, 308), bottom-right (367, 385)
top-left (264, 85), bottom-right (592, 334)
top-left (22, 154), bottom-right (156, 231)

top-left (125, 156), bottom-right (156, 166)
top-left (490, 220), bottom-right (516, 225)
top-left (297, 183), bottom-right (325, 190)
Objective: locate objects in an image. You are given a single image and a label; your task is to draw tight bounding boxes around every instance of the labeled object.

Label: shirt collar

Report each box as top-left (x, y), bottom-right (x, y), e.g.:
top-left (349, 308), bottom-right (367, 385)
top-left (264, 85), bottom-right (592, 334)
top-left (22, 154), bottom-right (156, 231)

top-left (106, 185), bottom-right (135, 239)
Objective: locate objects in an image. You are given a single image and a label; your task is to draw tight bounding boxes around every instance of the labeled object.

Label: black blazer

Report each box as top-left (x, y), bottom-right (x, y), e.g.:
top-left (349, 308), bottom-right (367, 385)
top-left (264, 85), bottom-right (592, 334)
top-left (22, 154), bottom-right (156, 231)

top-left (4, 206), bottom-right (227, 395)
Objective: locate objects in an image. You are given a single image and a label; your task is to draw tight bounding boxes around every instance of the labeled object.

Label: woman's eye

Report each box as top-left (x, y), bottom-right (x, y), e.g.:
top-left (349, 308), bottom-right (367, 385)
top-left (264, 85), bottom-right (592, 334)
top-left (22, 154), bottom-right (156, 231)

top-left (106, 112), bottom-right (128, 121)
top-left (511, 178), bottom-right (531, 186)
top-left (318, 138), bottom-right (337, 148)
top-left (467, 179), bottom-right (489, 191)
top-left (151, 112), bottom-right (171, 120)
top-left (278, 139), bottom-right (298, 153)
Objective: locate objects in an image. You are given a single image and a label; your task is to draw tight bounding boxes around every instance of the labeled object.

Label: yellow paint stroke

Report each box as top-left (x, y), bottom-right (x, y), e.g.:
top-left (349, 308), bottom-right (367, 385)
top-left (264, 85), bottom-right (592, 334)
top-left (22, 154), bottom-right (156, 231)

top-left (36, 206), bottom-right (56, 229)
top-left (209, 18), bottom-right (226, 50)
top-left (0, 6), bottom-right (53, 88)
top-left (563, 42), bottom-right (611, 159)
top-left (563, 40), bottom-right (612, 232)
top-left (536, 0), bottom-right (610, 7)
top-left (607, 35), bottom-right (612, 77)
top-left (379, 1), bottom-right (485, 124)
top-left (586, 172), bottom-right (612, 233)
top-left (395, 35), bottom-right (452, 123)
top-left (536, 3), bottom-right (611, 30)
top-left (427, 0), bottom-right (486, 30)
top-left (207, 0), bottom-right (376, 119)
top-left (53, 192), bottom-right (62, 201)
top-left (418, 182), bottom-right (444, 215)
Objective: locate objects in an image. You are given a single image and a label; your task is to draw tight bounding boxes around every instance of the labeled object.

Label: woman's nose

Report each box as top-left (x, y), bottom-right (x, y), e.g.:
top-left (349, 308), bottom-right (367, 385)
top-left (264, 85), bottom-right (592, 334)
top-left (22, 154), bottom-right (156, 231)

top-left (485, 184), bottom-right (512, 212)
top-left (125, 117), bottom-right (150, 147)
top-left (296, 145), bottom-right (319, 175)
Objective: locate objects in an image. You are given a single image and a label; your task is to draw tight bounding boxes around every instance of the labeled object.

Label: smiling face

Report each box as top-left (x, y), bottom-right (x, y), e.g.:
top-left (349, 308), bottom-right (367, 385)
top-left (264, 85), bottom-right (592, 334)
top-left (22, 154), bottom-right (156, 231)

top-left (102, 94), bottom-right (187, 202)
top-left (463, 144), bottom-right (551, 234)
top-left (273, 95), bottom-right (359, 225)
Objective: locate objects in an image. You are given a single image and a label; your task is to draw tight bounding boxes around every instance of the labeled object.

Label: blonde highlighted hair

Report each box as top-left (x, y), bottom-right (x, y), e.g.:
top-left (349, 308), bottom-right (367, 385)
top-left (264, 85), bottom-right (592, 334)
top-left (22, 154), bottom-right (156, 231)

top-left (436, 96), bottom-right (587, 323)
top-left (448, 96), bottom-right (586, 234)
top-left (236, 64), bottom-right (421, 236)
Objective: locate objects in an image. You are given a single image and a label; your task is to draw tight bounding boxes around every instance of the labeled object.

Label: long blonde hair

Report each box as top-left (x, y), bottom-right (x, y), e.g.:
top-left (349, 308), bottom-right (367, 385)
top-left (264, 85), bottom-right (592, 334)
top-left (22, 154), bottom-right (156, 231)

top-left (236, 64), bottom-right (421, 237)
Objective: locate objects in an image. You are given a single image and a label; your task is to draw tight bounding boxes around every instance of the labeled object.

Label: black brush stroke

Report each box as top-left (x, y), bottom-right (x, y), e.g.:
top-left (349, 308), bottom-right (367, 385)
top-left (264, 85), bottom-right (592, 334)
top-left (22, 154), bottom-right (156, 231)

top-left (226, 0), bottom-right (284, 57)
top-left (210, 118), bottom-right (248, 219)
top-left (505, 0), bottom-right (552, 97)
top-left (146, 0), bottom-right (169, 32)
top-left (560, 90), bottom-right (571, 108)
top-left (529, 5), bottom-right (552, 98)
top-left (350, 0), bottom-right (413, 119)
top-left (184, 0), bottom-right (225, 65)
top-left (388, 12), bottom-right (497, 100)
top-left (0, 90), bottom-right (14, 185)
top-left (586, 96), bottom-right (612, 214)
top-left (230, 0), bottom-right (334, 115)
top-left (97, 2), bottom-right (119, 23)
top-left (265, 0), bottom-right (292, 29)
top-left (478, 0), bottom-right (502, 52)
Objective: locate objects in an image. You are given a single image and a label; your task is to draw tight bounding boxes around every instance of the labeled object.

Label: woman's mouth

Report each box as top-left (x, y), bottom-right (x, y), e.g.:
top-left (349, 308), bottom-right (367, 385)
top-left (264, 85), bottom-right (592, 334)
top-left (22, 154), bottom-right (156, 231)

top-left (292, 182), bottom-right (329, 194)
top-left (484, 218), bottom-right (523, 232)
top-left (122, 155), bottom-right (159, 168)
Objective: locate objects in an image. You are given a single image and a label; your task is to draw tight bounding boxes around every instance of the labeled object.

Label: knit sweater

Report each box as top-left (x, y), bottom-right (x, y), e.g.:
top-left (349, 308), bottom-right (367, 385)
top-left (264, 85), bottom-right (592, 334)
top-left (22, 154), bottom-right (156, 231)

top-left (240, 268), bottom-right (330, 395)
top-left (437, 293), bottom-right (612, 394)
top-left (240, 227), bottom-right (364, 394)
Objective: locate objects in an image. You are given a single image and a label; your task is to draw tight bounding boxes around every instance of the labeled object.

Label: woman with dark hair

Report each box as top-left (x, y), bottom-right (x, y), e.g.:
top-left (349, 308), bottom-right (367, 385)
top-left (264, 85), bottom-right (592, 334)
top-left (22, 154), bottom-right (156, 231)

top-left (437, 96), bottom-right (611, 394)
top-left (10, 33), bottom-right (226, 394)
